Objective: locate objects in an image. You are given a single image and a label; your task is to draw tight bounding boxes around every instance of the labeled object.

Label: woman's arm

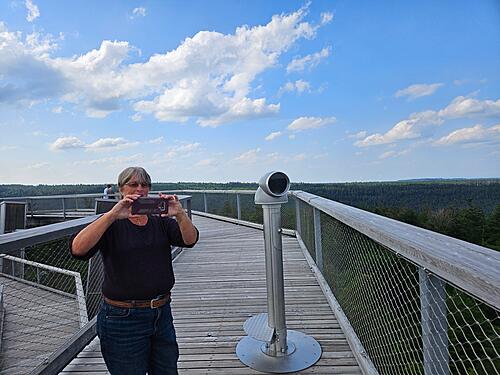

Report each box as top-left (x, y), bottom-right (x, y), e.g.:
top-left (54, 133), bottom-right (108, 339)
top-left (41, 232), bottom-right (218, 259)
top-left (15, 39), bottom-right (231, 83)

top-left (175, 210), bottom-right (198, 245)
top-left (71, 194), bottom-right (140, 256)
top-left (160, 194), bottom-right (198, 245)
top-left (71, 211), bottom-right (116, 257)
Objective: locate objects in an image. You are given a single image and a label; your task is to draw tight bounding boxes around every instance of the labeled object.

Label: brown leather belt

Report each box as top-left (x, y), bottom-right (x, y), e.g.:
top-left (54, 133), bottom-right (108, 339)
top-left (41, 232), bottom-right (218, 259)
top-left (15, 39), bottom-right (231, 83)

top-left (104, 293), bottom-right (170, 309)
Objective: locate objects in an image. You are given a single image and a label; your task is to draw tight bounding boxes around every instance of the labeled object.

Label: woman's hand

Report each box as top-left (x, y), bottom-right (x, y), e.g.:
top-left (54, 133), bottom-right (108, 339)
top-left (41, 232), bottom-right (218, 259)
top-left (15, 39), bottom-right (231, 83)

top-left (159, 193), bottom-right (185, 218)
top-left (109, 194), bottom-right (141, 220)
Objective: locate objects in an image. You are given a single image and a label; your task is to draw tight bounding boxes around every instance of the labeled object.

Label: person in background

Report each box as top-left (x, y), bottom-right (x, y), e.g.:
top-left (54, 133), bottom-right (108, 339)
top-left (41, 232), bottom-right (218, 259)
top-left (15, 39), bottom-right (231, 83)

top-left (103, 184), bottom-right (113, 199)
top-left (71, 166), bottom-right (198, 374)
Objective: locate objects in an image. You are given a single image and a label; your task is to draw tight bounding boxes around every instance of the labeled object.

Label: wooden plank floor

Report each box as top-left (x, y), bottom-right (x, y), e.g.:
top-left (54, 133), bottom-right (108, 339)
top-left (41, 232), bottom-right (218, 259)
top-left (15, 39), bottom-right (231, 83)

top-left (62, 215), bottom-right (361, 374)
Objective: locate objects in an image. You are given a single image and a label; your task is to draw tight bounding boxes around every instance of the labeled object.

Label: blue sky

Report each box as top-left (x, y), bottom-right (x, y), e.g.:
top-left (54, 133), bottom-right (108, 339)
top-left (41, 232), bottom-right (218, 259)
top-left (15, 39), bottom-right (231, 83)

top-left (0, 0), bottom-right (499, 184)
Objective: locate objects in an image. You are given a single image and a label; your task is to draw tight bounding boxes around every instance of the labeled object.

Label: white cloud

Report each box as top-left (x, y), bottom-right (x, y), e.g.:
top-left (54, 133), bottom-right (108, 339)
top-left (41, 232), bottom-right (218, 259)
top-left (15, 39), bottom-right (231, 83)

top-left (287, 116), bottom-right (336, 132)
top-left (130, 113), bottom-right (143, 122)
top-left (49, 136), bottom-right (86, 151)
top-left (379, 149), bottom-right (409, 159)
top-left (286, 46), bottom-right (331, 73)
top-left (31, 130), bottom-right (47, 136)
top-left (280, 79), bottom-right (310, 95)
top-left (73, 154), bottom-right (144, 166)
top-left (289, 134), bottom-right (296, 139)
top-left (356, 95), bottom-right (500, 147)
top-left (355, 111), bottom-right (440, 147)
top-left (131, 7), bottom-right (146, 19)
top-left (52, 106), bottom-right (63, 113)
top-left (0, 5), bottom-right (329, 126)
top-left (435, 124), bottom-right (500, 146)
top-left (438, 96), bottom-right (500, 119)
top-left (27, 162), bottom-right (50, 169)
top-left (0, 25), bottom-right (63, 105)
top-left (265, 131), bottom-right (282, 141)
top-left (25, 0), bottom-right (40, 22)
top-left (195, 158), bottom-right (218, 167)
top-left (49, 136), bottom-right (139, 151)
top-left (160, 142), bottom-right (200, 161)
top-left (234, 148), bottom-right (261, 164)
top-left (293, 153), bottom-right (307, 161)
top-left (320, 12), bottom-right (334, 25)
top-left (149, 137), bottom-right (164, 144)
top-left (266, 152), bottom-right (281, 162)
top-left (395, 83), bottom-right (443, 99)
top-left (177, 142), bottom-right (200, 152)
top-left (348, 131), bottom-right (367, 139)
top-left (86, 137), bottom-right (139, 151)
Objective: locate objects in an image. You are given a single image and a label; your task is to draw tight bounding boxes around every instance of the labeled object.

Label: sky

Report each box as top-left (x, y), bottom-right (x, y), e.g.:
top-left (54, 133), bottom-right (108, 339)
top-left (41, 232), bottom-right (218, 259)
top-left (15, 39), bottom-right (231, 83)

top-left (0, 0), bottom-right (499, 184)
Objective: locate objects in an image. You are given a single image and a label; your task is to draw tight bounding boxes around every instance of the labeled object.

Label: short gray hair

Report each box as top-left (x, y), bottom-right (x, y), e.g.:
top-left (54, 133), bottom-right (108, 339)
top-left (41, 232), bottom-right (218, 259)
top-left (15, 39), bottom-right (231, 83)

top-left (117, 167), bottom-right (152, 189)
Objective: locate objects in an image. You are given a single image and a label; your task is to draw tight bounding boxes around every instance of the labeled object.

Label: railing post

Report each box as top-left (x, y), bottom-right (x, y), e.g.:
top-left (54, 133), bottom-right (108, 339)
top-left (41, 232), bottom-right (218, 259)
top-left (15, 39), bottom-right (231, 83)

top-left (295, 198), bottom-right (301, 235)
top-left (186, 197), bottom-right (192, 220)
top-left (419, 269), bottom-right (449, 375)
top-left (203, 193), bottom-right (208, 213)
top-left (75, 197), bottom-right (79, 212)
top-left (236, 193), bottom-right (241, 220)
top-left (62, 198), bottom-right (66, 220)
top-left (28, 198), bottom-right (34, 219)
top-left (37, 266), bottom-right (41, 284)
top-left (313, 207), bottom-right (323, 271)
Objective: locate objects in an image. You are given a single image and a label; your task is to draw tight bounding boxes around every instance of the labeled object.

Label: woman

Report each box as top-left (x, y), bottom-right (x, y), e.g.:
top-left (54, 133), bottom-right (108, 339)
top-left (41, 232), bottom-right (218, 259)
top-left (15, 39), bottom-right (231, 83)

top-left (71, 166), bottom-right (198, 374)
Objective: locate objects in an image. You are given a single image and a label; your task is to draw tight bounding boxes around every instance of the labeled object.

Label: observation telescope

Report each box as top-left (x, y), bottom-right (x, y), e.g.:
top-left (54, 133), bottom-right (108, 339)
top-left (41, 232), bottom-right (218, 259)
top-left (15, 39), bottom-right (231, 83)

top-left (236, 171), bottom-right (322, 373)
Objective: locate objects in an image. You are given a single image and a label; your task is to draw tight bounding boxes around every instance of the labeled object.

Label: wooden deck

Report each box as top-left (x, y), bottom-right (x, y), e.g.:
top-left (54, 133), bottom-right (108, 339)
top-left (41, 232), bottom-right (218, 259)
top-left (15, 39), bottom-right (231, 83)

top-left (61, 215), bottom-right (361, 374)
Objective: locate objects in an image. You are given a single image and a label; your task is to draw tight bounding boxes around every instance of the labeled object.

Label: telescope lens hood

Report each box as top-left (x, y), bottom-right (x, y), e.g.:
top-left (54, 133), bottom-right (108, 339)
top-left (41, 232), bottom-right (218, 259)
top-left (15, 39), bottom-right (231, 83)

top-left (258, 171), bottom-right (290, 197)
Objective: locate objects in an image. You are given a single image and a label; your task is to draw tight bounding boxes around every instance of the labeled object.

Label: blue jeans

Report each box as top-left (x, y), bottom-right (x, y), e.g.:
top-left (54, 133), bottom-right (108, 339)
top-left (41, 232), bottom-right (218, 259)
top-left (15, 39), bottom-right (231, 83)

top-left (96, 300), bottom-right (179, 375)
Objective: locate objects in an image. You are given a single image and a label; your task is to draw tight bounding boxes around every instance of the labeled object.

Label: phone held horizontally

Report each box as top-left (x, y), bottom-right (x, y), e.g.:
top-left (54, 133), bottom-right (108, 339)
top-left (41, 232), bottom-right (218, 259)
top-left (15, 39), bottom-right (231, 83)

top-left (131, 197), bottom-right (170, 215)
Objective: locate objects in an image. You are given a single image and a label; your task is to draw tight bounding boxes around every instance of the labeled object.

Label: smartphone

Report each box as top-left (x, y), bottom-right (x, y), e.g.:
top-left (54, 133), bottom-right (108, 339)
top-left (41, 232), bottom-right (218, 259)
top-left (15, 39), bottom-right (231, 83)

top-left (131, 197), bottom-right (169, 215)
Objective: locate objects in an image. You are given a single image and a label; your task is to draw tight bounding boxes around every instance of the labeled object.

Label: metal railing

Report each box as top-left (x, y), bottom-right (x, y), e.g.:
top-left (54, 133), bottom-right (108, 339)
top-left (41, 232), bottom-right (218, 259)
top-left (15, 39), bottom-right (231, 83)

top-left (0, 190), bottom-right (498, 374)
top-left (1, 193), bottom-right (120, 220)
top-left (0, 192), bottom-right (192, 221)
top-left (290, 191), bottom-right (500, 375)
top-left (163, 189), bottom-right (500, 375)
top-left (0, 216), bottom-right (97, 374)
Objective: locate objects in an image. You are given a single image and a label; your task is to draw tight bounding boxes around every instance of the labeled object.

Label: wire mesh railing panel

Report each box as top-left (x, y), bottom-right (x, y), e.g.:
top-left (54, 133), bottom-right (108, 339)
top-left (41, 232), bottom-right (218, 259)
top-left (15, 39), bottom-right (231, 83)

top-left (182, 192), bottom-right (205, 212)
top-left (320, 212), bottom-right (422, 374)
top-left (445, 285), bottom-right (500, 374)
top-left (317, 210), bottom-right (500, 375)
top-left (28, 198), bottom-right (63, 215)
top-left (280, 196), bottom-right (296, 231)
top-left (299, 200), bottom-right (315, 261)
top-left (205, 193), bottom-right (238, 219)
top-left (239, 193), bottom-right (263, 224)
top-left (68, 196), bottom-right (96, 212)
top-left (0, 235), bottom-right (98, 374)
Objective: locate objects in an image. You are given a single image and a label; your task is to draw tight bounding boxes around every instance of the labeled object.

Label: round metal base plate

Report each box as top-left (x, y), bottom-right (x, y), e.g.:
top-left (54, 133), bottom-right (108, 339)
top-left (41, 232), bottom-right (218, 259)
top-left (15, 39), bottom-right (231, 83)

top-left (236, 330), bottom-right (322, 373)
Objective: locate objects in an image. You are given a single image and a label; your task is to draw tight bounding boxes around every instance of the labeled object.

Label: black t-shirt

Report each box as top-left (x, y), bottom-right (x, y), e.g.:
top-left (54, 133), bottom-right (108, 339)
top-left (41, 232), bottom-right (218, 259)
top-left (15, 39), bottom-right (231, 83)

top-left (70, 215), bottom-right (198, 300)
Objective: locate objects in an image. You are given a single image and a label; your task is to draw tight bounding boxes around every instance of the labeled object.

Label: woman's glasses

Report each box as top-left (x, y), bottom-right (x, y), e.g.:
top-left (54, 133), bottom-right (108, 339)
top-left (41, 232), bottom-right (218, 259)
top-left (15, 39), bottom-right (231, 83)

top-left (125, 182), bottom-right (151, 188)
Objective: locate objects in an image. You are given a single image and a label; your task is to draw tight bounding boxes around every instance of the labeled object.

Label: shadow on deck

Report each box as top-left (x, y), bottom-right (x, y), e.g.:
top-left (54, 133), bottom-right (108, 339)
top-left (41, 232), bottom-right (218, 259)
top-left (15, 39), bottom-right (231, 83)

top-left (62, 215), bottom-right (361, 374)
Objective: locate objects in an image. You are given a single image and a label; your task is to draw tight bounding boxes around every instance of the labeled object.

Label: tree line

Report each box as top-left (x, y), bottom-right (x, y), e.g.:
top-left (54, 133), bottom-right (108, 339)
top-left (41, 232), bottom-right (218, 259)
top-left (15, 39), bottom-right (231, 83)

top-left (1, 179), bottom-right (499, 250)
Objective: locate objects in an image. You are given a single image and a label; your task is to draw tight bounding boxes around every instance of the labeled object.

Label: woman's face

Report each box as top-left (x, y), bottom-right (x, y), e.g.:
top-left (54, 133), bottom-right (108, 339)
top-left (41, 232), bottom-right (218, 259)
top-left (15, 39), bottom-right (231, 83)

top-left (120, 175), bottom-right (150, 197)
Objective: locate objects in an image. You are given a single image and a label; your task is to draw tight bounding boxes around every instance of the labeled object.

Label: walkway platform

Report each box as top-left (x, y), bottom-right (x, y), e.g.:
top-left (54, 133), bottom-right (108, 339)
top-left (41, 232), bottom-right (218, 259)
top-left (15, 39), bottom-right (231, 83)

top-left (61, 215), bottom-right (361, 374)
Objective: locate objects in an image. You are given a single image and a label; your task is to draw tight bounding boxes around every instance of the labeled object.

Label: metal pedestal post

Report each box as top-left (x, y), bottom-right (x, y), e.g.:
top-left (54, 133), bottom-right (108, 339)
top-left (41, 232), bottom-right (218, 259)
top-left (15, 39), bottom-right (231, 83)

top-left (237, 203), bottom-right (321, 373)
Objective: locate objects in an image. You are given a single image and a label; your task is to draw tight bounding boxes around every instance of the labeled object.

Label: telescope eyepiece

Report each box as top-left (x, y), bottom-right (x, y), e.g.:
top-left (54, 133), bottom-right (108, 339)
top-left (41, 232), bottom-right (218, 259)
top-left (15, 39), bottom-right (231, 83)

top-left (267, 172), bottom-right (289, 196)
top-left (258, 171), bottom-right (290, 198)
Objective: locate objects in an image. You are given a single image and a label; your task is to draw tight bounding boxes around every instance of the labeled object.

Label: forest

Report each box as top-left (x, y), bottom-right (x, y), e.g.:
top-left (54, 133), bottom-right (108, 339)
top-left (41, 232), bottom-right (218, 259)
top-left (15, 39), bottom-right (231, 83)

top-left (1, 178), bottom-right (499, 250)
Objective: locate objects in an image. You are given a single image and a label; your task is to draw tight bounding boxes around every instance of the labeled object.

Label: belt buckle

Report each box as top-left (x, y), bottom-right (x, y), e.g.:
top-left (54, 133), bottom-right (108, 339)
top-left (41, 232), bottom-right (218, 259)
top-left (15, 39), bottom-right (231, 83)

top-left (150, 296), bottom-right (162, 309)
